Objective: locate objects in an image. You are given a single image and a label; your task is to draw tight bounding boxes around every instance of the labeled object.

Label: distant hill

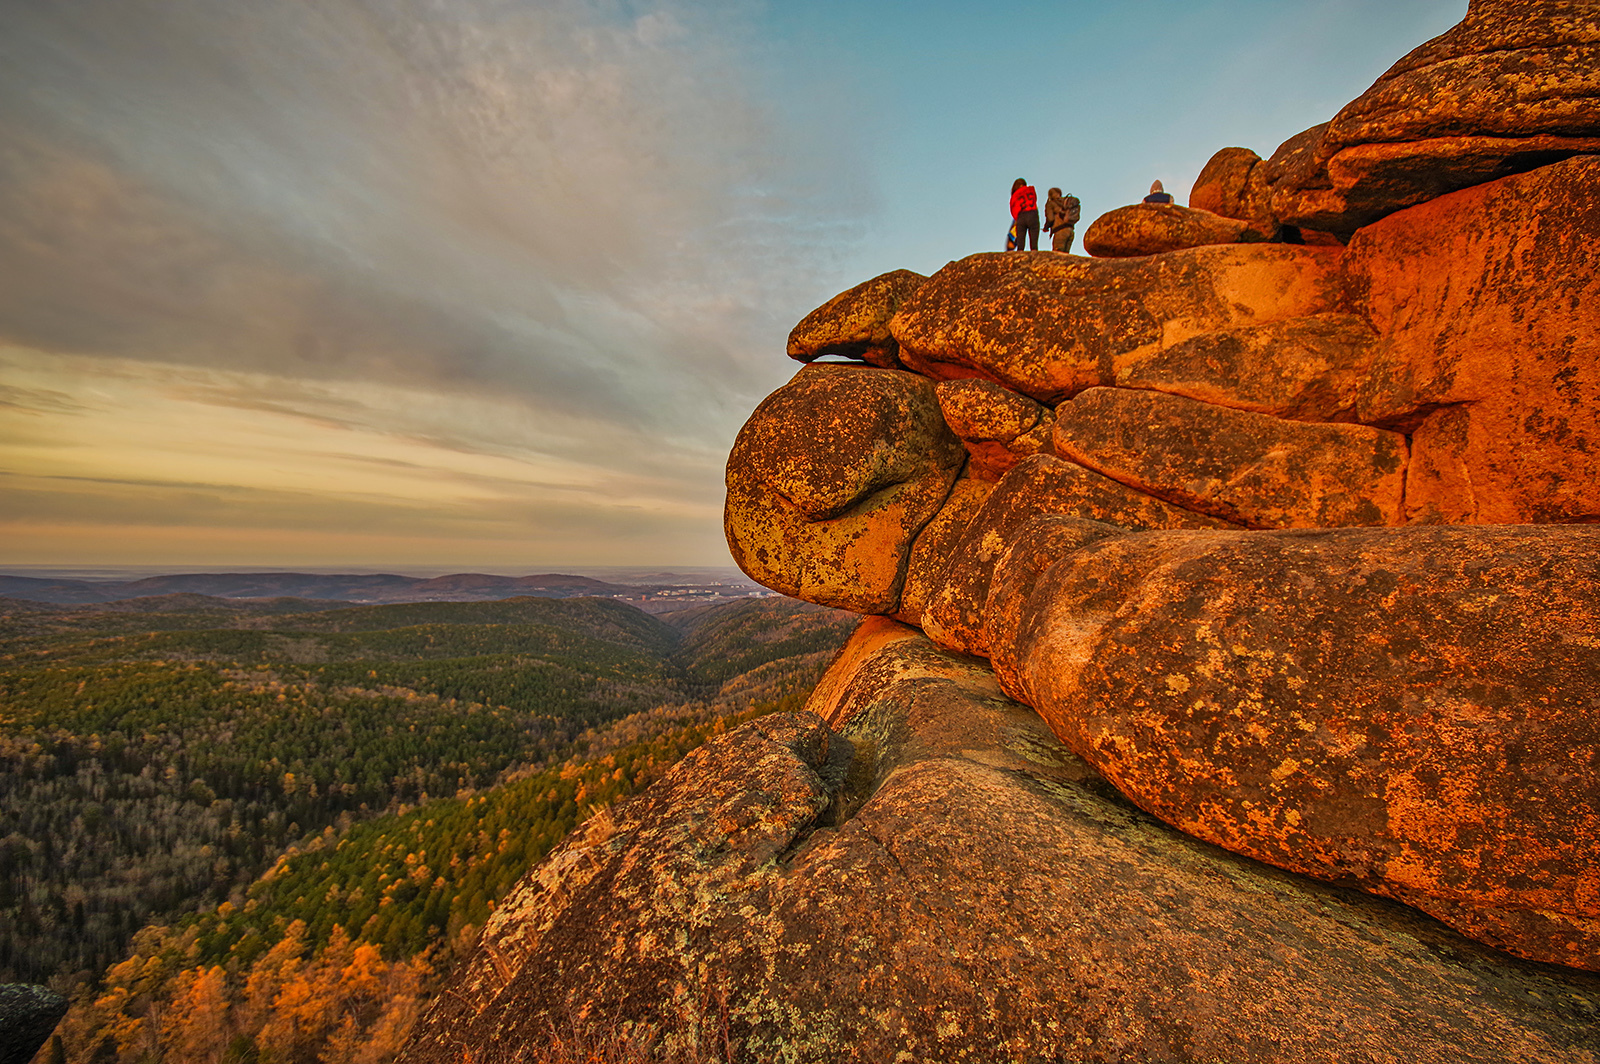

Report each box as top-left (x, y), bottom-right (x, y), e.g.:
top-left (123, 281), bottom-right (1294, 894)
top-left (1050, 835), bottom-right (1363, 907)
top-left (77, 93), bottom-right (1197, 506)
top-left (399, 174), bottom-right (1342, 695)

top-left (0, 569), bottom-right (763, 606)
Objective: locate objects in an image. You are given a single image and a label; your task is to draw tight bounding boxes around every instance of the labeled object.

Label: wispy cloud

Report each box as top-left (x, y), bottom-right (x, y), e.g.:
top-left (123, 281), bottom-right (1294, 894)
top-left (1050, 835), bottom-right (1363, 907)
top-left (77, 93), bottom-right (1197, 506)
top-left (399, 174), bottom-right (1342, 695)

top-left (0, 0), bottom-right (863, 565)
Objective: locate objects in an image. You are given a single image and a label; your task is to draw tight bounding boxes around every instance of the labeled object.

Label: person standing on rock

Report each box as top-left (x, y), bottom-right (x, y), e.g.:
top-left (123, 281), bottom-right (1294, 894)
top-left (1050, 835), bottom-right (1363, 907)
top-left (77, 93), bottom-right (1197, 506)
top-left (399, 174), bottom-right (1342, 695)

top-left (1044, 187), bottom-right (1081, 253)
top-left (1144, 180), bottom-right (1175, 204)
top-left (1010, 178), bottom-right (1040, 251)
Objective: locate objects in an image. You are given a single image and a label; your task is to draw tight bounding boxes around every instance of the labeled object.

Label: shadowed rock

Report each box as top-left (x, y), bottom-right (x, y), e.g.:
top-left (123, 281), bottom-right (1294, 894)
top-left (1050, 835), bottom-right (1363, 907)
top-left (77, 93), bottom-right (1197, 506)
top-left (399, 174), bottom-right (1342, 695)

top-left (889, 246), bottom-right (1346, 404)
top-left (724, 364), bottom-right (964, 614)
top-left (402, 625), bottom-right (1600, 1063)
top-left (1052, 387), bottom-right (1408, 528)
top-left (0, 985), bottom-right (68, 1064)
top-left (987, 522), bottom-right (1600, 970)
top-left (786, 269), bottom-right (928, 368)
top-left (1082, 202), bottom-right (1254, 257)
top-left (895, 477), bottom-right (992, 629)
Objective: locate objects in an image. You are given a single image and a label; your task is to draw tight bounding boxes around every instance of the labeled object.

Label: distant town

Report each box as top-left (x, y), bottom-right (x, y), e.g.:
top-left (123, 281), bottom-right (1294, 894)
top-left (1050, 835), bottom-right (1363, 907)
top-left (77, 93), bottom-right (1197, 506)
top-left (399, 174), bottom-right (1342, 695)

top-left (0, 567), bottom-right (781, 613)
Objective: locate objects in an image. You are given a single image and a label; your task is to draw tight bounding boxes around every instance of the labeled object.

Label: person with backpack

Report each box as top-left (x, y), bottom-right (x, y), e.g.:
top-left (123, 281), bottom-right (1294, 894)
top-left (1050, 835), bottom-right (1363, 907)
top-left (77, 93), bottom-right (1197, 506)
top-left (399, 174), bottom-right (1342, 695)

top-left (1009, 178), bottom-right (1040, 251)
top-left (1143, 179), bottom-right (1175, 204)
top-left (1044, 187), bottom-right (1081, 254)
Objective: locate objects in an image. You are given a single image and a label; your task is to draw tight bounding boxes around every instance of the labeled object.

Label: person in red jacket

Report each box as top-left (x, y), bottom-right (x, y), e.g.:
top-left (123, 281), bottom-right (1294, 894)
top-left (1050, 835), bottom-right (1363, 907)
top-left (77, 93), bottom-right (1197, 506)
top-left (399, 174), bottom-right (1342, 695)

top-left (1009, 178), bottom-right (1039, 251)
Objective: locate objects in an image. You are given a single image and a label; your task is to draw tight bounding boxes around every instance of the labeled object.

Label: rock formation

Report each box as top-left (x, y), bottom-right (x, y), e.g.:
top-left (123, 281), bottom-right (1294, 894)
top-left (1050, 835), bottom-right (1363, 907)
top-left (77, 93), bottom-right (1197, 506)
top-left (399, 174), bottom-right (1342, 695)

top-left (406, 5), bottom-right (1600, 1060)
top-left (404, 627), bottom-right (1600, 1064)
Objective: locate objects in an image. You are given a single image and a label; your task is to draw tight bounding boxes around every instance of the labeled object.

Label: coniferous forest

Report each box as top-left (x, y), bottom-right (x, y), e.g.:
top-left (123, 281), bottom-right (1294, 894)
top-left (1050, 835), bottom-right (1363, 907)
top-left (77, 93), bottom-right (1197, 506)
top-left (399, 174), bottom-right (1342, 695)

top-left (0, 591), bottom-right (857, 1064)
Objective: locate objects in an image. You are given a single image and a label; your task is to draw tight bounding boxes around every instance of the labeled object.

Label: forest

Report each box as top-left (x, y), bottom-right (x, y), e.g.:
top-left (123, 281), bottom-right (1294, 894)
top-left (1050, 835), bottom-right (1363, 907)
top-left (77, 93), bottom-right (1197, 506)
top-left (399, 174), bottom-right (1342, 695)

top-left (0, 592), bottom-right (857, 1064)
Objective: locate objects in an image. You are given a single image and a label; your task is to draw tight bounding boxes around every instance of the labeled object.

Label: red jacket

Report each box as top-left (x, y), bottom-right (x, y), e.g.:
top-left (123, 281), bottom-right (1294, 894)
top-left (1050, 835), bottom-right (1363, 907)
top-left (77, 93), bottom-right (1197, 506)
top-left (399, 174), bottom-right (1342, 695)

top-left (1010, 185), bottom-right (1037, 218)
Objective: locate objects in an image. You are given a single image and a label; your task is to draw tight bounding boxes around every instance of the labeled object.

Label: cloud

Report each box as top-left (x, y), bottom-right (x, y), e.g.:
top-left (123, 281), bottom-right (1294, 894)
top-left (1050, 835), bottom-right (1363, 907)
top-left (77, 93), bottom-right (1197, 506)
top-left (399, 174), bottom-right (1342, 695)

top-left (0, 0), bottom-right (857, 447)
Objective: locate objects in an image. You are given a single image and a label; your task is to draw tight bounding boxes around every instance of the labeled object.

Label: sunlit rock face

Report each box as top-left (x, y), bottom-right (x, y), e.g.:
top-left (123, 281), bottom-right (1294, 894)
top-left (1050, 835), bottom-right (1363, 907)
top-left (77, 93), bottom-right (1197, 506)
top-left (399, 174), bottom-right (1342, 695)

top-left (785, 268), bottom-right (927, 369)
top-left (986, 522), bottom-right (1600, 971)
top-left (724, 364), bottom-right (964, 615)
top-left (1259, 0), bottom-right (1600, 237)
top-left (886, 245), bottom-right (1345, 402)
top-left (1348, 155), bottom-right (1600, 524)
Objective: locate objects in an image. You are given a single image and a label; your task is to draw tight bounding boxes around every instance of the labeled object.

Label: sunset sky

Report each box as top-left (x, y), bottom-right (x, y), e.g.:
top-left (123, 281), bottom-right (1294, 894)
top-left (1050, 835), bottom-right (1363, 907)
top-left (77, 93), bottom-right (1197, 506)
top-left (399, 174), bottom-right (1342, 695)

top-left (0, 0), bottom-right (1466, 572)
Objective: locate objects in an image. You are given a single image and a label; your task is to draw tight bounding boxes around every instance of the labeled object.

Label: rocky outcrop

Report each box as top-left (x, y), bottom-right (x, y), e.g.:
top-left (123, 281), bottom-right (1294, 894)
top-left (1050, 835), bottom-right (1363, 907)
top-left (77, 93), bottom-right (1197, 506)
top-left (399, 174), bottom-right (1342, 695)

top-left (918, 456), bottom-right (1230, 658)
top-left (986, 522), bottom-right (1600, 970)
top-left (1188, 145), bottom-right (1271, 227)
top-left (404, 626), bottom-right (1600, 1062)
top-left (932, 378), bottom-right (1053, 481)
top-left (786, 269), bottom-right (927, 368)
top-left (1114, 312), bottom-right (1380, 422)
top-left (1348, 155), bottom-right (1600, 523)
top-left (1082, 201), bottom-right (1255, 257)
top-left (412, 9), bottom-right (1600, 1062)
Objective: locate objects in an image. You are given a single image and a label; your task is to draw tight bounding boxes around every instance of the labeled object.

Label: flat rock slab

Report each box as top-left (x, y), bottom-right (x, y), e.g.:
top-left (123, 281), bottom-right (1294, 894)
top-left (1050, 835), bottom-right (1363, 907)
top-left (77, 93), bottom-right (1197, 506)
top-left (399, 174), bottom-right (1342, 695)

top-left (725, 364), bottom-right (964, 614)
top-left (1052, 387), bottom-right (1408, 528)
top-left (888, 245), bottom-right (1345, 404)
top-left (988, 523), bottom-right (1600, 970)
top-left (1115, 312), bottom-right (1380, 422)
top-left (919, 454), bottom-right (1231, 658)
top-left (787, 269), bottom-right (927, 368)
top-left (402, 627), bottom-right (1600, 1064)
top-left (1082, 202), bottom-right (1253, 257)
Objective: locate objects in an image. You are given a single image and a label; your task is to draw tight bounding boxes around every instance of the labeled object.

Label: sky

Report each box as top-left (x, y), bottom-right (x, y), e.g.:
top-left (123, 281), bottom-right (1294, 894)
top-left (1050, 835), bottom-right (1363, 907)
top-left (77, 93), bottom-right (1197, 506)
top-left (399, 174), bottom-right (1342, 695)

top-left (0, 0), bottom-right (1468, 573)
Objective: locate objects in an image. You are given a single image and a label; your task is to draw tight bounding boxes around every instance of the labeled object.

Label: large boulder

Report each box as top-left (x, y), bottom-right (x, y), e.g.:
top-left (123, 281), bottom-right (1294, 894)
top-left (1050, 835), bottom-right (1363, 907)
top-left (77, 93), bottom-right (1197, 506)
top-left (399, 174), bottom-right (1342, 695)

top-left (933, 378), bottom-right (1053, 482)
top-left (987, 522), bottom-right (1600, 970)
top-left (1051, 387), bottom-right (1408, 528)
top-left (787, 269), bottom-right (928, 368)
top-left (1350, 155), bottom-right (1600, 523)
top-left (889, 245), bottom-right (1346, 403)
top-left (724, 364), bottom-right (965, 614)
top-left (1081, 202), bottom-right (1254, 257)
top-left (1269, 0), bottom-right (1600, 235)
top-left (1114, 313), bottom-right (1380, 422)
top-left (1188, 146), bottom-right (1271, 227)
top-left (402, 626), bottom-right (1600, 1063)
top-left (919, 454), bottom-right (1231, 657)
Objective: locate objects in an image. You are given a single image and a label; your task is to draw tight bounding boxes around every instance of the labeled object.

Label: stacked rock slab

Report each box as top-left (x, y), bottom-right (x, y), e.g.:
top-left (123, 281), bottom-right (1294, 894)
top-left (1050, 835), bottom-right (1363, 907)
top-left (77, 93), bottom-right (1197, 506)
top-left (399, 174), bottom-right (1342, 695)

top-left (1209, 0), bottom-right (1600, 238)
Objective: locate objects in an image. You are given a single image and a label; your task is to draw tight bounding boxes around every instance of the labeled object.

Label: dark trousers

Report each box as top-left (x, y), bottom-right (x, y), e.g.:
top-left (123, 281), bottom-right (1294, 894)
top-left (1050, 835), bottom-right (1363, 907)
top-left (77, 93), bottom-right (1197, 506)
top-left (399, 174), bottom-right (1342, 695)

top-left (1013, 209), bottom-right (1039, 251)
